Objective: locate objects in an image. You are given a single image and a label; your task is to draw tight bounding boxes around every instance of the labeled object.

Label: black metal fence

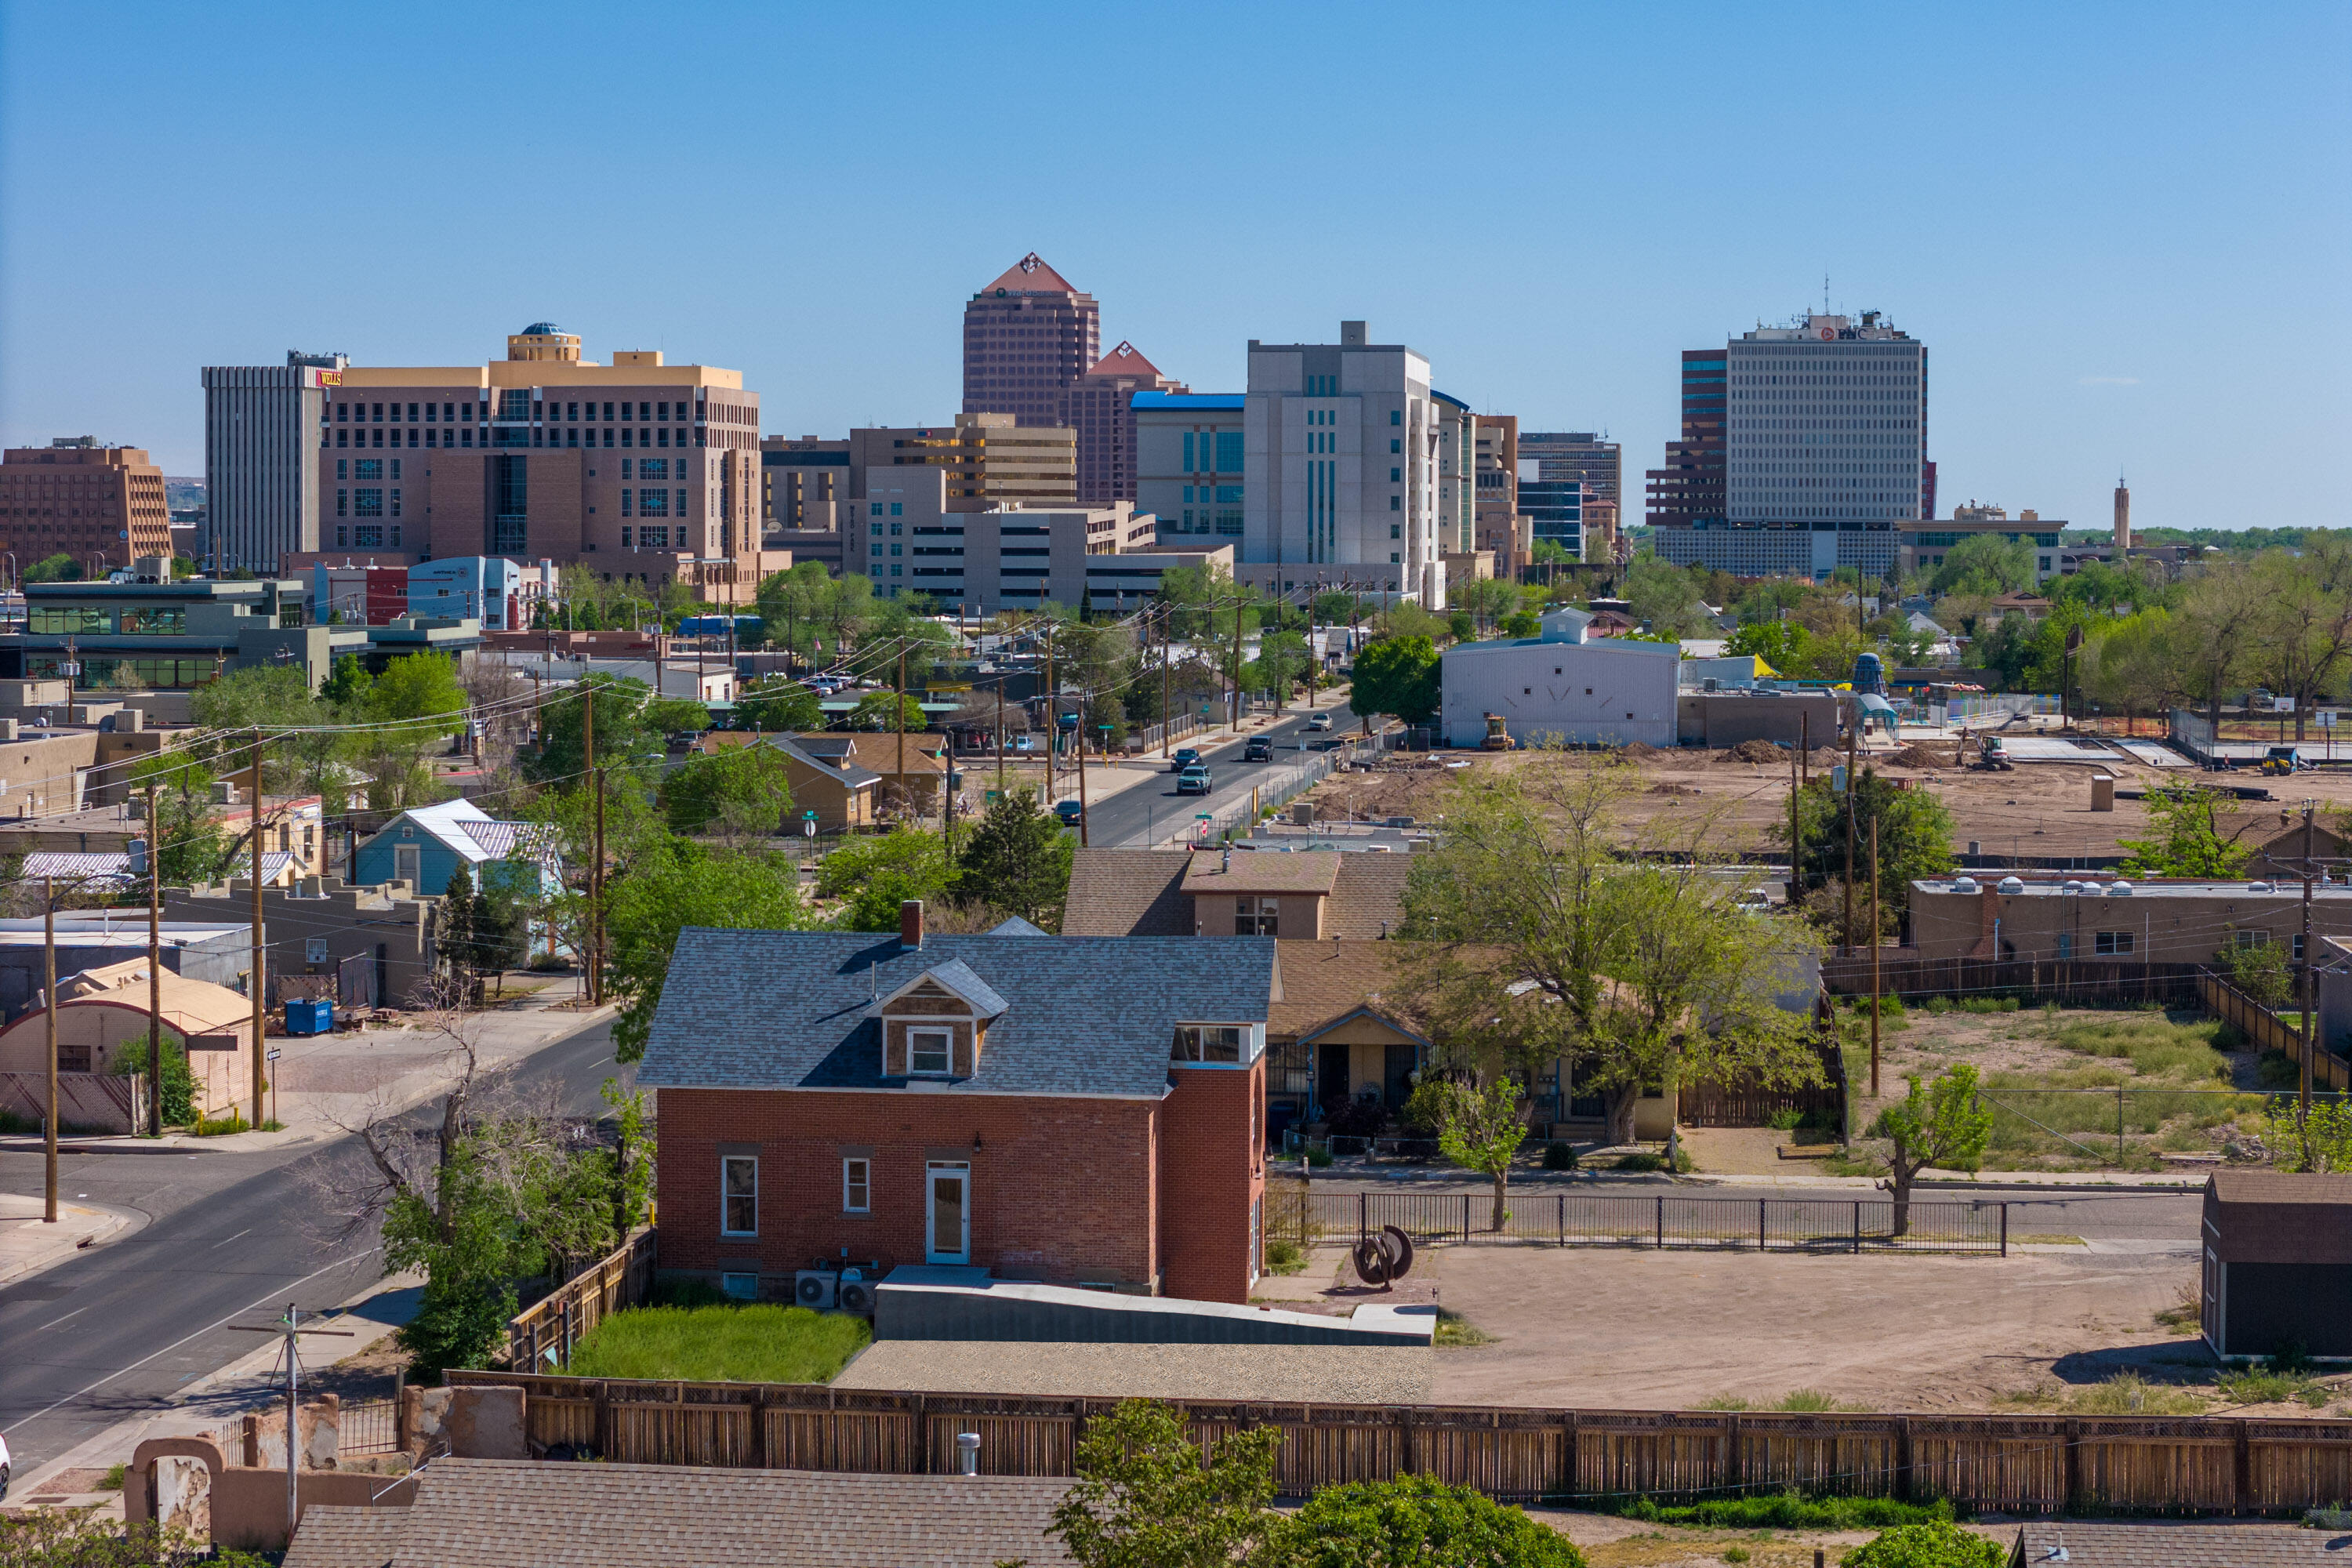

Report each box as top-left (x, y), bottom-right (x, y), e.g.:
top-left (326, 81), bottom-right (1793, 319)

top-left (338, 1396), bottom-right (400, 1455)
top-left (1273, 1189), bottom-right (2008, 1254)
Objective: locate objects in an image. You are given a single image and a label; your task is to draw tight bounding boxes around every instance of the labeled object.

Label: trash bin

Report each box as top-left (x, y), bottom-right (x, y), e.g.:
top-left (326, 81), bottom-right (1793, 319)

top-left (284, 997), bottom-right (333, 1036)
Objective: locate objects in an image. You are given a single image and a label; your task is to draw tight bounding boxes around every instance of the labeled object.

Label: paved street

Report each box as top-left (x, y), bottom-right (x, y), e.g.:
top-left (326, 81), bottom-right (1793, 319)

top-left (0, 1014), bottom-right (619, 1475)
top-left (1083, 698), bottom-right (1364, 850)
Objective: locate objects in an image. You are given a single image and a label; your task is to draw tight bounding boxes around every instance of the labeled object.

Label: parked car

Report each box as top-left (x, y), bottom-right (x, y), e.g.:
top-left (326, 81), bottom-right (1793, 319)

top-left (1734, 888), bottom-right (1773, 913)
top-left (1305, 712), bottom-right (1334, 732)
top-left (1054, 798), bottom-right (1085, 826)
top-left (0, 1427), bottom-right (9, 1500)
top-left (1243, 736), bottom-right (1274, 761)
top-left (1169, 747), bottom-right (1201, 773)
top-left (1176, 766), bottom-right (1213, 796)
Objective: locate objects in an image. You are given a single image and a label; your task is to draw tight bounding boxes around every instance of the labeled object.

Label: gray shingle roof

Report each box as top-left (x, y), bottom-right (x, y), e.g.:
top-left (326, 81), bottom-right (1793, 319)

top-left (1061, 850), bottom-right (1196, 936)
top-left (878, 955), bottom-right (1008, 1018)
top-left (287, 1460), bottom-right (1075, 1568)
top-left (282, 1504), bottom-right (402, 1568)
top-left (2013, 1520), bottom-right (2349, 1566)
top-left (641, 928), bottom-right (1276, 1099)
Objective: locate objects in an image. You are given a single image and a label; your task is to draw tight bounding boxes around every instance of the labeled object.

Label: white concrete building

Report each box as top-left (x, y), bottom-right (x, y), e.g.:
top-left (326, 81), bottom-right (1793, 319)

top-left (1240, 321), bottom-right (1444, 608)
top-left (1726, 311), bottom-right (1926, 527)
top-left (1439, 608), bottom-right (1680, 749)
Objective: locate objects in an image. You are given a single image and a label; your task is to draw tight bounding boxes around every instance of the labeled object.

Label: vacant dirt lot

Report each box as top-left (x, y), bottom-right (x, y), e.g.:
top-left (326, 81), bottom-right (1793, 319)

top-left (1299, 733), bottom-right (2352, 863)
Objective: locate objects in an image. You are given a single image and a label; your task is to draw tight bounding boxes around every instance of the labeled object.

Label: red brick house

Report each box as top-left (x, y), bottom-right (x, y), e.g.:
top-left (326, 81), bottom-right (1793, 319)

top-left (639, 905), bottom-right (1276, 1305)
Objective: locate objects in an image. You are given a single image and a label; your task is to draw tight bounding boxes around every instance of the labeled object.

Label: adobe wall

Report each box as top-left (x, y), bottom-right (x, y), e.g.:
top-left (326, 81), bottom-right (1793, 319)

top-left (657, 1087), bottom-right (1162, 1294)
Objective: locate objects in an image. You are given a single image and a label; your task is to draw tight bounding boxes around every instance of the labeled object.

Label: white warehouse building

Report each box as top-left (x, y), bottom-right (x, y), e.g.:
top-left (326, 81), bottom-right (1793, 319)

top-left (1440, 608), bottom-right (1680, 750)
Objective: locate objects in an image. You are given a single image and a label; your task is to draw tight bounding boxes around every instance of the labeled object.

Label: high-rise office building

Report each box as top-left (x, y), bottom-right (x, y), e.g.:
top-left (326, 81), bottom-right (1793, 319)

top-left (1060, 341), bottom-right (1185, 506)
top-left (201, 350), bottom-right (345, 572)
top-left (1650, 311), bottom-right (1927, 579)
top-left (1134, 392), bottom-right (1246, 543)
top-left (0, 438), bottom-right (173, 572)
top-left (1432, 393), bottom-right (1475, 556)
top-left (1520, 431), bottom-right (1620, 531)
top-left (1240, 321), bottom-right (1443, 607)
top-left (1516, 460), bottom-right (1582, 559)
top-left (851, 414), bottom-right (1076, 514)
top-left (960, 253), bottom-right (1100, 431)
top-left (1642, 351), bottom-right (1726, 529)
top-left (318, 325), bottom-right (763, 586)
top-left (1471, 415), bottom-right (1526, 566)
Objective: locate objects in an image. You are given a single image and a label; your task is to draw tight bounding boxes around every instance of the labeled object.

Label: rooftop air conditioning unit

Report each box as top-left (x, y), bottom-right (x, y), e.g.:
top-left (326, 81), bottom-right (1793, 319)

top-left (793, 1269), bottom-right (838, 1310)
top-left (837, 1269), bottom-right (877, 1316)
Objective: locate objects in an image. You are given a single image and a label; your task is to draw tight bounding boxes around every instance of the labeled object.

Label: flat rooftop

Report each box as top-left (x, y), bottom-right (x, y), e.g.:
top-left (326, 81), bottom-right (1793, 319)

top-left (1913, 876), bottom-right (2352, 900)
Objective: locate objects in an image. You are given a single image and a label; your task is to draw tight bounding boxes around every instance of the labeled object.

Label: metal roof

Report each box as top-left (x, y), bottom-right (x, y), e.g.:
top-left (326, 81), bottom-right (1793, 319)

top-left (1129, 392), bottom-right (1244, 411)
top-left (639, 929), bottom-right (1276, 1099)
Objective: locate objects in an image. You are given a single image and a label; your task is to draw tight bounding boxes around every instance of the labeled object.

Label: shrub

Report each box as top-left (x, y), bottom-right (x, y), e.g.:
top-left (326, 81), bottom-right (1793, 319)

top-left (1766, 1108), bottom-right (1804, 1131)
top-left (108, 1036), bottom-right (194, 1125)
top-left (1306, 1146), bottom-right (1334, 1168)
top-left (1923, 996), bottom-right (1951, 1015)
top-left (2257, 1051), bottom-right (2302, 1089)
top-left (1613, 1491), bottom-right (1952, 1532)
top-left (1327, 1097), bottom-right (1387, 1139)
top-left (192, 1111), bottom-right (250, 1137)
top-left (1842, 1522), bottom-right (2004, 1568)
top-left (1541, 1141), bottom-right (1578, 1170)
top-left (1265, 1238), bottom-right (1307, 1276)
top-left (1276, 1475), bottom-right (1584, 1567)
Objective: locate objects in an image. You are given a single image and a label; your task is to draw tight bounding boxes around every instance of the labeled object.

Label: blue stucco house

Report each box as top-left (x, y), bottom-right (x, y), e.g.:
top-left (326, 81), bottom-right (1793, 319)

top-left (354, 798), bottom-right (559, 901)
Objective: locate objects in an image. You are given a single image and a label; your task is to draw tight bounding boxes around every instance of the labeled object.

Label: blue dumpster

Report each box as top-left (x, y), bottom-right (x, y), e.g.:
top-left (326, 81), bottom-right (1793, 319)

top-left (284, 997), bottom-right (334, 1036)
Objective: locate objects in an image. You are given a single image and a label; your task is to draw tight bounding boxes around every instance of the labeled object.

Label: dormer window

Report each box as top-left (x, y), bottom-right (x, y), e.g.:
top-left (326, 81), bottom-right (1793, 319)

top-left (1172, 1025), bottom-right (1246, 1063)
top-left (908, 1028), bottom-right (953, 1076)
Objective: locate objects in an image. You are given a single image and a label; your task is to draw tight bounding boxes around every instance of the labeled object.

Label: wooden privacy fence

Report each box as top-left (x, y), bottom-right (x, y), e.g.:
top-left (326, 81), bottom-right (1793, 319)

top-left (2197, 971), bottom-right (2350, 1088)
top-left (1682, 1037), bottom-right (1849, 1134)
top-left (441, 1372), bottom-right (2352, 1516)
top-left (494, 1226), bottom-right (657, 1374)
top-left (1276, 1190), bottom-right (2007, 1254)
top-left (1820, 955), bottom-right (2200, 1007)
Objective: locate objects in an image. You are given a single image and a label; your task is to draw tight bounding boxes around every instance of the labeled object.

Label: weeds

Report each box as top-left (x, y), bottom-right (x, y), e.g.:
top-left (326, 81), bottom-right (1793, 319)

top-left (2154, 1279), bottom-right (2201, 1334)
top-left (1613, 1149), bottom-right (1697, 1174)
top-left (192, 1112), bottom-right (250, 1137)
top-left (1432, 1308), bottom-right (1494, 1348)
top-left (1609, 1491), bottom-right (1955, 1531)
top-left (99, 1464), bottom-right (126, 1490)
top-left (2067, 1372), bottom-right (2209, 1416)
top-left (1697, 1390), bottom-right (1852, 1413)
top-left (2219, 1363), bottom-right (2331, 1408)
top-left (1264, 1238), bottom-right (1307, 1276)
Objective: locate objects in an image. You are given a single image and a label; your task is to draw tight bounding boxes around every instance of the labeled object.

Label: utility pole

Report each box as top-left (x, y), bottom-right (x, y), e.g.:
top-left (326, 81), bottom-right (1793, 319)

top-left (1075, 691), bottom-right (1091, 848)
top-left (147, 782), bottom-right (162, 1138)
top-left (1870, 818), bottom-right (1882, 1100)
top-left (1844, 715), bottom-right (1858, 955)
top-left (1788, 742), bottom-right (1802, 908)
top-left (2303, 801), bottom-right (2318, 1120)
top-left (43, 876), bottom-right (56, 1221)
top-left (995, 677), bottom-right (1006, 799)
top-left (583, 693), bottom-right (601, 1007)
top-left (1043, 621), bottom-right (1056, 804)
top-left (1230, 597), bottom-right (1244, 733)
top-left (249, 731), bottom-right (267, 1130)
top-left (227, 1305), bottom-right (353, 1548)
top-left (1799, 711), bottom-right (1809, 789)
top-left (895, 646), bottom-right (907, 824)
top-left (1160, 606), bottom-right (1173, 757)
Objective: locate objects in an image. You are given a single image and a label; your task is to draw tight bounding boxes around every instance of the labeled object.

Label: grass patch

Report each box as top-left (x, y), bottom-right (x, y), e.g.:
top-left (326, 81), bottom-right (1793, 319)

top-left (2218, 1365), bottom-right (2331, 1408)
top-left (1432, 1308), bottom-right (1494, 1348)
top-left (2154, 1279), bottom-right (2201, 1334)
top-left (563, 1303), bottom-right (869, 1384)
top-left (1697, 1390), bottom-right (1852, 1413)
top-left (1265, 1238), bottom-right (1307, 1276)
top-left (2063, 1372), bottom-right (2210, 1416)
top-left (1612, 1149), bottom-right (1697, 1174)
top-left (191, 1112), bottom-right (250, 1136)
top-left (1607, 1490), bottom-right (1955, 1532)
top-left (98, 1464), bottom-right (125, 1491)
top-left (2042, 1014), bottom-right (2232, 1081)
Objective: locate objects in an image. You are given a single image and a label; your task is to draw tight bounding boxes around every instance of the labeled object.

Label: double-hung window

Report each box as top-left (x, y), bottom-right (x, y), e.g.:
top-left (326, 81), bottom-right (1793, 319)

top-left (2095, 931), bottom-right (2134, 956)
top-left (908, 1028), bottom-right (953, 1076)
top-left (843, 1157), bottom-right (871, 1213)
top-left (720, 1154), bottom-right (757, 1236)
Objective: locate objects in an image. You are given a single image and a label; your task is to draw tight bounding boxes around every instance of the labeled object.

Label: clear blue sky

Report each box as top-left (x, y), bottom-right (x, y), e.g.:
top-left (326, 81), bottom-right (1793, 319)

top-left (3, 1), bottom-right (2345, 532)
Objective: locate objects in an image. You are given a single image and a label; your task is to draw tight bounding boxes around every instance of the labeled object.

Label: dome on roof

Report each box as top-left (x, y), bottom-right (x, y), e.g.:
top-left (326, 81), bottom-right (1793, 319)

top-left (520, 321), bottom-right (566, 336)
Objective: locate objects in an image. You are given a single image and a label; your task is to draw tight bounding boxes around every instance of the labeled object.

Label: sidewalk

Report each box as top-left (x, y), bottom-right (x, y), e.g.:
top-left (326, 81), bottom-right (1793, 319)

top-left (5, 1269), bottom-right (423, 1509)
top-left (0, 987), bottom-right (615, 1157)
top-left (0, 1190), bottom-right (140, 1290)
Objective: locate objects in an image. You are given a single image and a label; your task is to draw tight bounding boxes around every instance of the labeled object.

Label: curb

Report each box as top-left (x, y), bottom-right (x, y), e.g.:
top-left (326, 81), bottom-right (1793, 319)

top-left (0, 1200), bottom-right (145, 1290)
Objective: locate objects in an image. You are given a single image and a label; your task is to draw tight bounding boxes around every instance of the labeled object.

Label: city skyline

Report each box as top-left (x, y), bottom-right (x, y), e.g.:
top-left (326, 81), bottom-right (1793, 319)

top-left (0, 1), bottom-right (2344, 537)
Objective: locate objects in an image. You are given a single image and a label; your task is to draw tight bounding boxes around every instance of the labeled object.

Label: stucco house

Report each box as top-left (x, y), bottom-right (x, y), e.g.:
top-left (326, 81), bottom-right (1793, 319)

top-left (351, 798), bottom-right (558, 900)
top-left (639, 903), bottom-right (1273, 1304)
top-left (0, 956), bottom-right (256, 1129)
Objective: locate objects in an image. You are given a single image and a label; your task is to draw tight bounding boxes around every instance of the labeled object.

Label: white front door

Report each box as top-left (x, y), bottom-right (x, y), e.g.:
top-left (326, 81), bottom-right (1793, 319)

top-left (394, 844), bottom-right (421, 887)
top-left (926, 1161), bottom-right (970, 1265)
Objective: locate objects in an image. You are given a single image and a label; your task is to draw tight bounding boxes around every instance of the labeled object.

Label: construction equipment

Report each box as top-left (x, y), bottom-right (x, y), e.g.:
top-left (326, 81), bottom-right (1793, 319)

top-left (1481, 713), bottom-right (1515, 752)
top-left (1974, 735), bottom-right (2014, 771)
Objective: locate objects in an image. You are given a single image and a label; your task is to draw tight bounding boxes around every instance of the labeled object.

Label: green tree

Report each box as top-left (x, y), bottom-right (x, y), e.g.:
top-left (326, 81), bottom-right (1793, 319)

top-left (1928, 534), bottom-right (2034, 597)
top-left (1622, 559), bottom-right (1716, 639)
top-left (1254, 629), bottom-right (1312, 699)
top-left (110, 1031), bottom-right (194, 1125)
top-left (1275, 1475), bottom-right (1586, 1568)
top-left (22, 553), bottom-right (81, 583)
top-left (1350, 635), bottom-right (1442, 726)
top-left (1784, 768), bottom-right (1954, 917)
top-left (1870, 1064), bottom-right (1994, 1236)
top-left (604, 843), bottom-right (815, 1062)
top-left (441, 864), bottom-right (481, 984)
top-left (319, 652), bottom-right (372, 707)
top-left (1841, 1521), bottom-right (2004, 1568)
top-left (849, 691), bottom-right (927, 731)
top-left (2220, 928), bottom-right (2292, 1007)
top-left (816, 827), bottom-right (954, 931)
top-left (1044, 1399), bottom-right (1282, 1568)
top-left (0, 1509), bottom-right (274, 1566)
top-left (366, 651), bottom-right (467, 731)
top-left (735, 673), bottom-right (824, 732)
top-left (2116, 782), bottom-right (2254, 878)
top-left (127, 752), bottom-right (232, 886)
top-left (527, 673), bottom-right (668, 785)
top-left (1723, 619), bottom-right (1813, 674)
top-left (1429, 1075), bottom-right (1528, 1232)
top-left (953, 788), bottom-right (1075, 927)
top-left (659, 743), bottom-right (795, 840)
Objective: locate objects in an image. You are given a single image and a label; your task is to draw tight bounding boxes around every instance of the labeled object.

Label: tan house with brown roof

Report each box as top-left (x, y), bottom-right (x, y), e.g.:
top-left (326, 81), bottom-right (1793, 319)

top-left (1063, 848), bottom-right (1414, 939)
top-left (1267, 939), bottom-right (1428, 1134)
top-left (688, 731), bottom-right (879, 830)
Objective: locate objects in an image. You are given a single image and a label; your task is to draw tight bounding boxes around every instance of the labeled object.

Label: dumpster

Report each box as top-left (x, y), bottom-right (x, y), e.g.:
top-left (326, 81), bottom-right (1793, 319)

top-left (284, 997), bottom-right (334, 1036)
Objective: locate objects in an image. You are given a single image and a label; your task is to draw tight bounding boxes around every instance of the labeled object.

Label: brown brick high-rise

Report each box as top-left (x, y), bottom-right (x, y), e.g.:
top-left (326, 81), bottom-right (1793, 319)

top-left (961, 254), bottom-right (1098, 431)
top-left (0, 439), bottom-right (172, 577)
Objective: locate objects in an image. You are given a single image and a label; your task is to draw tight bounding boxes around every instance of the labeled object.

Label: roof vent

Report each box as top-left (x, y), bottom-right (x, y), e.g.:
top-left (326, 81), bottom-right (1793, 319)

top-left (2249, 881), bottom-right (2274, 894)
top-left (1953, 877), bottom-right (1980, 895)
top-left (2063, 880), bottom-right (2083, 895)
top-left (1998, 877), bottom-right (2025, 895)
top-left (2111, 880), bottom-right (2133, 896)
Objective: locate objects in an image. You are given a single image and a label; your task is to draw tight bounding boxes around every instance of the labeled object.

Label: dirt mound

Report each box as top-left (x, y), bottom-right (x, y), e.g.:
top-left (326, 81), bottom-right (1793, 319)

top-left (1719, 739), bottom-right (1787, 765)
top-left (1891, 742), bottom-right (1957, 769)
top-left (1617, 741), bottom-right (1664, 758)
top-left (1648, 782), bottom-right (1701, 797)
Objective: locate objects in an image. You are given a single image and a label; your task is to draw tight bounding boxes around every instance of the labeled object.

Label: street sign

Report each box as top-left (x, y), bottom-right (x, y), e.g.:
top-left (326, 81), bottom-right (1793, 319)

top-left (2321, 711), bottom-right (2339, 728)
top-left (265, 1048), bottom-right (282, 1062)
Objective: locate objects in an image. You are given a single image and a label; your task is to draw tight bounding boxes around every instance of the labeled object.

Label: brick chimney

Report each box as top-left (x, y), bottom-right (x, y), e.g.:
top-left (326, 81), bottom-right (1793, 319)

top-left (900, 899), bottom-right (924, 950)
